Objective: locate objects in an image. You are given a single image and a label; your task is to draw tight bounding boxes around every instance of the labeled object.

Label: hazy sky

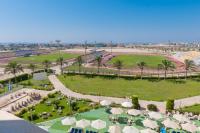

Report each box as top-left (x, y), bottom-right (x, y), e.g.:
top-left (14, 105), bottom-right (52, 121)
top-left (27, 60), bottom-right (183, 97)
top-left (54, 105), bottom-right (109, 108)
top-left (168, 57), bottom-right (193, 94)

top-left (0, 0), bottom-right (200, 43)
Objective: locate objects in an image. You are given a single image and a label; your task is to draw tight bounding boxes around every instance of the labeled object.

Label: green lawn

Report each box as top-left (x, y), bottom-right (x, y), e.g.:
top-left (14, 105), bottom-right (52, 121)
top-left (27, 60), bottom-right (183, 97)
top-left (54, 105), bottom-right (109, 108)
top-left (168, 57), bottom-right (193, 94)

top-left (180, 104), bottom-right (200, 114)
top-left (19, 92), bottom-right (96, 123)
top-left (12, 52), bottom-right (79, 64)
top-left (19, 78), bottom-right (54, 91)
top-left (58, 75), bottom-right (200, 101)
top-left (109, 54), bottom-right (166, 68)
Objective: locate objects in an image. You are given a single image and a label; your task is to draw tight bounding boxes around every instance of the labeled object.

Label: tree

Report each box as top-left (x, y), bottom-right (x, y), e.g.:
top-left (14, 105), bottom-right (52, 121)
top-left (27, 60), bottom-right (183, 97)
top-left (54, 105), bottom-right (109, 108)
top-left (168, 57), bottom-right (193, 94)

top-left (131, 95), bottom-right (140, 109)
top-left (166, 99), bottom-right (174, 112)
top-left (137, 61), bottom-right (146, 79)
top-left (161, 60), bottom-right (174, 79)
top-left (57, 57), bottom-right (64, 74)
top-left (77, 56), bottom-right (83, 72)
top-left (114, 60), bottom-right (123, 76)
top-left (157, 64), bottom-right (163, 79)
top-left (28, 63), bottom-right (37, 77)
top-left (96, 56), bottom-right (102, 73)
top-left (42, 59), bottom-right (51, 73)
top-left (184, 59), bottom-right (194, 79)
top-left (5, 62), bottom-right (23, 85)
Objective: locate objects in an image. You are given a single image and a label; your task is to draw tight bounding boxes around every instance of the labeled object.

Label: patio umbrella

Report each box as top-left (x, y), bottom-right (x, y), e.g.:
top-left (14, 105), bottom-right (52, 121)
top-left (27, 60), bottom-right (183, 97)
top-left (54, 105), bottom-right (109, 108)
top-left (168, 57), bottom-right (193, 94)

top-left (162, 118), bottom-right (180, 129)
top-left (61, 117), bottom-right (76, 125)
top-left (148, 112), bottom-right (163, 120)
top-left (127, 109), bottom-right (142, 116)
top-left (100, 100), bottom-right (112, 106)
top-left (140, 128), bottom-right (158, 133)
top-left (181, 123), bottom-right (198, 133)
top-left (142, 119), bottom-right (159, 129)
top-left (108, 125), bottom-right (121, 133)
top-left (110, 108), bottom-right (123, 115)
top-left (121, 101), bottom-right (133, 108)
top-left (173, 114), bottom-right (190, 123)
top-left (91, 119), bottom-right (106, 130)
top-left (122, 126), bottom-right (140, 133)
top-left (76, 119), bottom-right (90, 128)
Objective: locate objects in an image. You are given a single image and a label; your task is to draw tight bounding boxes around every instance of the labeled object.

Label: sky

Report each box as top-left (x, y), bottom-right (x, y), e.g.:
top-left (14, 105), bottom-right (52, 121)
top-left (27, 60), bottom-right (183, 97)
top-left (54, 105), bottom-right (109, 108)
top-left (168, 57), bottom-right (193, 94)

top-left (0, 0), bottom-right (200, 43)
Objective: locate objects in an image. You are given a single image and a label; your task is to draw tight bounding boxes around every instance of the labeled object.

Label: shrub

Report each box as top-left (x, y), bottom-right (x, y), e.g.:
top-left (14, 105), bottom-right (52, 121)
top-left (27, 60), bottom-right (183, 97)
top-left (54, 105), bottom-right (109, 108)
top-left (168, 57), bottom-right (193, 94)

top-left (166, 99), bottom-right (174, 112)
top-left (131, 95), bottom-right (140, 109)
top-left (78, 106), bottom-right (90, 113)
top-left (71, 101), bottom-right (79, 111)
top-left (48, 93), bottom-right (55, 98)
top-left (28, 113), bottom-right (39, 121)
top-left (147, 104), bottom-right (158, 111)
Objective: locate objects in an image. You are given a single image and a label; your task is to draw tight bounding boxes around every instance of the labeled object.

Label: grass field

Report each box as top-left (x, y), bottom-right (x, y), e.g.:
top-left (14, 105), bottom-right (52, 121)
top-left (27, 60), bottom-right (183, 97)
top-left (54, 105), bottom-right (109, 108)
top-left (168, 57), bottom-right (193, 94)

top-left (12, 52), bottom-right (79, 64)
top-left (58, 75), bottom-right (200, 101)
top-left (180, 104), bottom-right (200, 114)
top-left (109, 54), bottom-right (166, 68)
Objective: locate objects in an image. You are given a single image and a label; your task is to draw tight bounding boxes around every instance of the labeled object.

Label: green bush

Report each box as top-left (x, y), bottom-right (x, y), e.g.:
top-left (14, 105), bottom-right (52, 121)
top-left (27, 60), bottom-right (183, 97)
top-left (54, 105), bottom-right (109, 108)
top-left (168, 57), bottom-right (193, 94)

top-left (166, 99), bottom-right (174, 112)
top-left (48, 93), bottom-right (55, 98)
top-left (147, 104), bottom-right (158, 111)
top-left (131, 95), bottom-right (140, 109)
top-left (28, 113), bottom-right (39, 121)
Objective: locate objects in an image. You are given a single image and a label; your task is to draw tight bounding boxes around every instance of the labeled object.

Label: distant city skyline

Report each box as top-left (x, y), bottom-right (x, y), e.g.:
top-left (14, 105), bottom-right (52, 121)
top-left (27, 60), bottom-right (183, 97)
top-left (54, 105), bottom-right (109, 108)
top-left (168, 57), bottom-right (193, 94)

top-left (0, 0), bottom-right (200, 43)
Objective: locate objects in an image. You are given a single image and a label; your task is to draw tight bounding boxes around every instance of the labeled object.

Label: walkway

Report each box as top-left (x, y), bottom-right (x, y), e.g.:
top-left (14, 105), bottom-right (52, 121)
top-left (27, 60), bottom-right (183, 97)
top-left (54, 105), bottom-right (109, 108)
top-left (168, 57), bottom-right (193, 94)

top-left (48, 75), bottom-right (166, 113)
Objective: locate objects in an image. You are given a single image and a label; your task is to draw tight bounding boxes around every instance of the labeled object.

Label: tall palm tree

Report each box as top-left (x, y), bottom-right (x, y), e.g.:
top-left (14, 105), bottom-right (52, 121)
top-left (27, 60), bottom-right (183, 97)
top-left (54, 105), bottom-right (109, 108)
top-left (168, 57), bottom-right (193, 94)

top-left (161, 60), bottom-right (173, 79)
top-left (157, 64), bottom-right (163, 79)
top-left (28, 63), bottom-right (37, 77)
top-left (114, 60), bottom-right (123, 76)
top-left (137, 61), bottom-right (146, 79)
top-left (5, 62), bottom-right (23, 85)
top-left (96, 56), bottom-right (102, 73)
top-left (77, 56), bottom-right (83, 72)
top-left (184, 59), bottom-right (194, 79)
top-left (57, 57), bottom-right (64, 74)
top-left (42, 59), bottom-right (51, 73)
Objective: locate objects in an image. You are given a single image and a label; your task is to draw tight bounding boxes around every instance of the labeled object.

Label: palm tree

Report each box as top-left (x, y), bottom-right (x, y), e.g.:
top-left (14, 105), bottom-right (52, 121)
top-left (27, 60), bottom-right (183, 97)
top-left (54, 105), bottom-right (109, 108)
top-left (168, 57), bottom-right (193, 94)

top-left (157, 64), bottom-right (163, 79)
top-left (137, 61), bottom-right (146, 79)
top-left (161, 60), bottom-right (173, 79)
top-left (57, 57), bottom-right (64, 74)
top-left (184, 59), bottom-right (194, 79)
top-left (28, 63), bottom-right (37, 77)
top-left (96, 56), bottom-right (102, 73)
top-left (114, 60), bottom-right (123, 76)
top-left (5, 62), bottom-right (23, 85)
top-left (77, 56), bottom-right (83, 72)
top-left (42, 59), bottom-right (51, 73)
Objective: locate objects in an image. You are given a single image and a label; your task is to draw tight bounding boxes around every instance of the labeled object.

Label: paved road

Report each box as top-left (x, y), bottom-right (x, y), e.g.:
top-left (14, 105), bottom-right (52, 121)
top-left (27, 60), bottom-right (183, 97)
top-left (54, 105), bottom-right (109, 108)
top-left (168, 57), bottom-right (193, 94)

top-left (48, 75), bottom-right (166, 113)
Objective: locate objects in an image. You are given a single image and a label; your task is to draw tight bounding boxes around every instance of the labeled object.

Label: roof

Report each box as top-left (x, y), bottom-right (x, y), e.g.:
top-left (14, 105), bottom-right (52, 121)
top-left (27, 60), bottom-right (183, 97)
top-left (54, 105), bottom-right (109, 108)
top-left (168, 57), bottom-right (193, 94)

top-left (0, 110), bottom-right (48, 133)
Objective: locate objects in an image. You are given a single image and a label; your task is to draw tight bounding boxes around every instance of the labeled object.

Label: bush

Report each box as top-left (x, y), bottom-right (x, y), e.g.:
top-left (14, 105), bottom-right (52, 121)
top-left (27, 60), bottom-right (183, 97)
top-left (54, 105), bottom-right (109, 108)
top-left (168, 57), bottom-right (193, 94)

top-left (131, 95), bottom-right (140, 109)
top-left (78, 106), bottom-right (90, 113)
top-left (166, 99), bottom-right (174, 112)
top-left (147, 104), bottom-right (158, 111)
top-left (28, 113), bottom-right (39, 121)
top-left (48, 93), bottom-right (55, 98)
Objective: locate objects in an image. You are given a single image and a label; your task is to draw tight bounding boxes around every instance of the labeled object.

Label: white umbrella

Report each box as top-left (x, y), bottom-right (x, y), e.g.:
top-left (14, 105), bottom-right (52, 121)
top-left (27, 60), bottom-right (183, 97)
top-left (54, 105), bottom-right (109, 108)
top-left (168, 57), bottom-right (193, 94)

top-left (91, 119), bottom-right (106, 130)
top-left (143, 119), bottom-right (159, 129)
top-left (61, 117), bottom-right (76, 125)
top-left (110, 108), bottom-right (123, 115)
top-left (162, 118), bottom-right (180, 129)
top-left (148, 112), bottom-right (163, 120)
top-left (76, 119), bottom-right (90, 128)
top-left (122, 126), bottom-right (140, 133)
top-left (100, 100), bottom-right (112, 106)
top-left (181, 123), bottom-right (198, 133)
top-left (173, 114), bottom-right (190, 123)
top-left (121, 101), bottom-right (133, 108)
top-left (127, 109), bottom-right (142, 116)
top-left (140, 128), bottom-right (158, 133)
top-left (108, 125), bottom-right (121, 133)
